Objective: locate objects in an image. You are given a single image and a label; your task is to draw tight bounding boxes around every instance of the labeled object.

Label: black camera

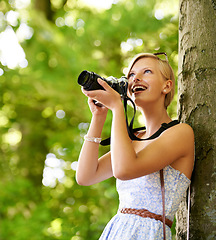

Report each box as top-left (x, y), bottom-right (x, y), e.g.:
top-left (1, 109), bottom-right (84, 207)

top-left (78, 70), bottom-right (128, 97)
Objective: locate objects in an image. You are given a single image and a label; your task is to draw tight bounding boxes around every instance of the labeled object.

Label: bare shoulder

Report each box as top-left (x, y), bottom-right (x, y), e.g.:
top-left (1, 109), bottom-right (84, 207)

top-left (163, 122), bottom-right (194, 140)
top-left (178, 122), bottom-right (194, 133)
top-left (176, 122), bottom-right (194, 134)
top-left (164, 123), bottom-right (195, 179)
top-left (160, 122), bottom-right (195, 159)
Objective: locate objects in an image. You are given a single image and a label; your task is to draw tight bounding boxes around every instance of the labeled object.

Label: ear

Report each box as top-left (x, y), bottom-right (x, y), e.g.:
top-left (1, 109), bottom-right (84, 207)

top-left (162, 80), bottom-right (173, 94)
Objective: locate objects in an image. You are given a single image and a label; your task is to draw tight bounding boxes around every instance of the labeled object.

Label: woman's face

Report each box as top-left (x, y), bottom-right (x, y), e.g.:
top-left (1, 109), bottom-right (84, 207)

top-left (127, 57), bottom-right (167, 107)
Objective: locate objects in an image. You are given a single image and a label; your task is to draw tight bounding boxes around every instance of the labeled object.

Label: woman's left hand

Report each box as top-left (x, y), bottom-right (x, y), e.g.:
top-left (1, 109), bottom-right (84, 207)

top-left (82, 78), bottom-right (122, 111)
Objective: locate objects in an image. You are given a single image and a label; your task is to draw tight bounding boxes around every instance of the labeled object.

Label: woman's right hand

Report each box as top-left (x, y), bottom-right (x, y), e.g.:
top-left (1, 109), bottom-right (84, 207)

top-left (76, 88), bottom-right (112, 186)
top-left (82, 88), bottom-right (108, 117)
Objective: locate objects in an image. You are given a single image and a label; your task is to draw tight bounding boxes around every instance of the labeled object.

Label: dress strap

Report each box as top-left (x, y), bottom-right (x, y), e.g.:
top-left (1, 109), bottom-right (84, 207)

top-left (160, 169), bottom-right (167, 240)
top-left (187, 185), bottom-right (191, 240)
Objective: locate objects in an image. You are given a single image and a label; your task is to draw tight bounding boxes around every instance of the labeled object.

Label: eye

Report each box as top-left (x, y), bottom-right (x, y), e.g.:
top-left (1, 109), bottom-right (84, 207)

top-left (144, 69), bottom-right (152, 74)
top-left (128, 72), bottom-right (135, 80)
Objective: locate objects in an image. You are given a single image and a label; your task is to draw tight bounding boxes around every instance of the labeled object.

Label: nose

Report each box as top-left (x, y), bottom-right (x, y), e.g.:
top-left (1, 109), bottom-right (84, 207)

top-left (133, 77), bottom-right (140, 82)
top-left (132, 72), bottom-right (142, 82)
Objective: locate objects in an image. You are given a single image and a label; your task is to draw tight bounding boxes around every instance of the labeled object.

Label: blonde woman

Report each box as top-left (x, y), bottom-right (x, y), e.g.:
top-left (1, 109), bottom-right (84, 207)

top-left (76, 53), bottom-right (194, 239)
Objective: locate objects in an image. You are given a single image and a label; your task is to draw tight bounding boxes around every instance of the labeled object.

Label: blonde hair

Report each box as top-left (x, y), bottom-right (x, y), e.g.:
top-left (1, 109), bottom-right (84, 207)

top-left (126, 53), bottom-right (175, 108)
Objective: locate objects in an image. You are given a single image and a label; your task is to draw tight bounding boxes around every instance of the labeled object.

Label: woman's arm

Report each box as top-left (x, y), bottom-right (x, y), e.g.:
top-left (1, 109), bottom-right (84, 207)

top-left (76, 96), bottom-right (113, 186)
top-left (81, 79), bottom-right (138, 179)
top-left (111, 120), bottom-right (194, 180)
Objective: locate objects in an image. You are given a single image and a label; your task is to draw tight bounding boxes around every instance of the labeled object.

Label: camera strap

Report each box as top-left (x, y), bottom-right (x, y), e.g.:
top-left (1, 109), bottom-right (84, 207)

top-left (100, 96), bottom-right (179, 146)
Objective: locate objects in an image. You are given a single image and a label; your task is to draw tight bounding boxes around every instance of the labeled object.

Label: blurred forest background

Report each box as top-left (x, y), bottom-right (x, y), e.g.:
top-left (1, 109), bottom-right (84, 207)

top-left (0, 0), bottom-right (179, 239)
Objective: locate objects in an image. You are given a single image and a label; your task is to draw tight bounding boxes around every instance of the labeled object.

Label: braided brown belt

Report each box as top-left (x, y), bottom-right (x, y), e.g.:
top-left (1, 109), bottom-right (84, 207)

top-left (120, 208), bottom-right (173, 228)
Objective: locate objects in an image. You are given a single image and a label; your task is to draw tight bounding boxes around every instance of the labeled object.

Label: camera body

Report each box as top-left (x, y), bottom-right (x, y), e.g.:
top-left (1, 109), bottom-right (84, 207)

top-left (78, 70), bottom-right (128, 97)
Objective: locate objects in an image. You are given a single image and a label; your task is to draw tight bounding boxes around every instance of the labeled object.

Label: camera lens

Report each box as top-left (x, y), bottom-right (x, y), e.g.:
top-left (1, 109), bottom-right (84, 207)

top-left (78, 70), bottom-right (90, 86)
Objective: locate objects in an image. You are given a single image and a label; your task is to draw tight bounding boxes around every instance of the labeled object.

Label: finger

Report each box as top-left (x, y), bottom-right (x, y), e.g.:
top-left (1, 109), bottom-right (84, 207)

top-left (97, 78), bottom-right (113, 92)
top-left (88, 98), bottom-right (94, 104)
top-left (81, 87), bottom-right (87, 95)
top-left (82, 88), bottom-right (97, 98)
top-left (84, 89), bottom-right (107, 101)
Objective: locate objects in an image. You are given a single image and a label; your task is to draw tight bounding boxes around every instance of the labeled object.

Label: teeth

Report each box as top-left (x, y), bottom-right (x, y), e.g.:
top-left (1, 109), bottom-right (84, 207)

top-left (132, 85), bottom-right (147, 93)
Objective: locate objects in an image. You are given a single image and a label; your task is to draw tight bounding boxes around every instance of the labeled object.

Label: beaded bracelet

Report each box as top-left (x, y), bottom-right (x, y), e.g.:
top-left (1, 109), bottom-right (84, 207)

top-left (84, 135), bottom-right (102, 144)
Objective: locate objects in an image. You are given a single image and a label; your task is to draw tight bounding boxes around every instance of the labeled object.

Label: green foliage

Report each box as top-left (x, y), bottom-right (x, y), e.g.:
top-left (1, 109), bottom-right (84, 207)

top-left (0, 0), bottom-right (178, 239)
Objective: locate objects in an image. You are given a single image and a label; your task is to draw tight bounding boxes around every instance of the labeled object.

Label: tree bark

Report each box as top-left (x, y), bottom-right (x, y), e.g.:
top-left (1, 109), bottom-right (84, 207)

top-left (177, 0), bottom-right (216, 239)
top-left (34, 0), bottom-right (53, 21)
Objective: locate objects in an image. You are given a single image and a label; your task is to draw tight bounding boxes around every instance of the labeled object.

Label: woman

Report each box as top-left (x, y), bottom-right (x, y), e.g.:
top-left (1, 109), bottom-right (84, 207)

top-left (76, 53), bottom-right (194, 239)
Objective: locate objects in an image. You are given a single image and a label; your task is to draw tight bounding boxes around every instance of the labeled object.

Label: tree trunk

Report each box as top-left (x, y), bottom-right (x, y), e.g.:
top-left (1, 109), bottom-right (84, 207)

top-left (34, 0), bottom-right (53, 21)
top-left (177, 0), bottom-right (216, 239)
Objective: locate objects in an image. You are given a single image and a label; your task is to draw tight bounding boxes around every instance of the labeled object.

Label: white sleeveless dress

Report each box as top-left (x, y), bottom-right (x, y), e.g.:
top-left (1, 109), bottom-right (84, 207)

top-left (99, 165), bottom-right (190, 240)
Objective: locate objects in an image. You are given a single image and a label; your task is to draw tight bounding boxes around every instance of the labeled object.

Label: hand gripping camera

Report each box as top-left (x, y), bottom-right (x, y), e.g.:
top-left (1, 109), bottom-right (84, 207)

top-left (78, 70), bottom-right (128, 97)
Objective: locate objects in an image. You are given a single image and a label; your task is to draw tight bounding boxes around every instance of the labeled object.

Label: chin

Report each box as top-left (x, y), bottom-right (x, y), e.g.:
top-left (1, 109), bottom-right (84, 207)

top-left (133, 96), bottom-right (152, 109)
top-left (133, 98), bottom-right (144, 107)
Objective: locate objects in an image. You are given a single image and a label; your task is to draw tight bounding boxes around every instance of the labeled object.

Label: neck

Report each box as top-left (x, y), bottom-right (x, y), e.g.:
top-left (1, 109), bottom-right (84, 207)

top-left (139, 103), bottom-right (172, 138)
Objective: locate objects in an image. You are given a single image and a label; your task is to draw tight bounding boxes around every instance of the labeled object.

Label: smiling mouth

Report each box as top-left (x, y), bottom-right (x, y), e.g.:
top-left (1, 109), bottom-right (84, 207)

top-left (131, 85), bottom-right (147, 93)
